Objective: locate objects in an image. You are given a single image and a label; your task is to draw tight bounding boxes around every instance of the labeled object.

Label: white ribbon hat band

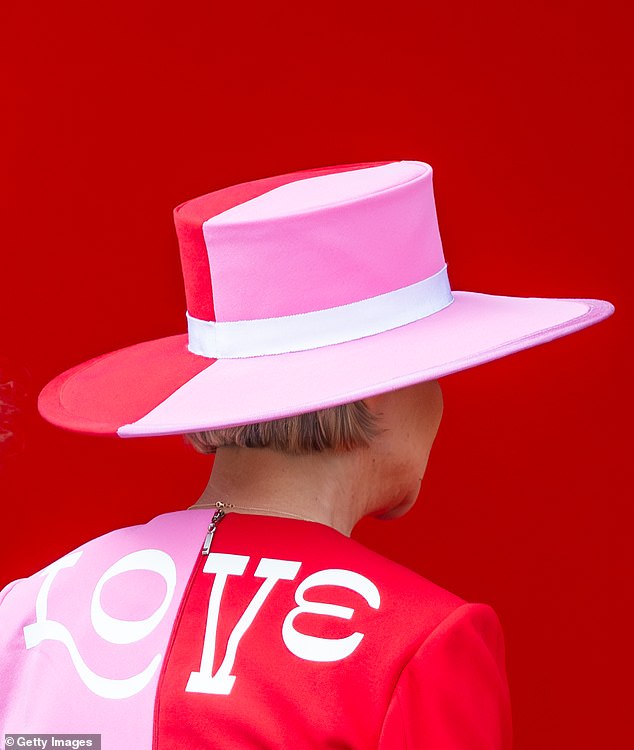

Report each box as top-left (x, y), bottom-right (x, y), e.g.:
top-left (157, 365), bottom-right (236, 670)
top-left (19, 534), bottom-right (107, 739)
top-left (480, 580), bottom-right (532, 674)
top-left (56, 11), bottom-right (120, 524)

top-left (187, 264), bottom-right (453, 359)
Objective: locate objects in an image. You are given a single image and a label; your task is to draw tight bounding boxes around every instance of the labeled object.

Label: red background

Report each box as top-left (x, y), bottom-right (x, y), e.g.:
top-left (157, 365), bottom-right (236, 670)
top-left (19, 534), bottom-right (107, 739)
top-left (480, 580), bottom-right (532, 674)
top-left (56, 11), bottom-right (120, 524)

top-left (1, 2), bottom-right (631, 747)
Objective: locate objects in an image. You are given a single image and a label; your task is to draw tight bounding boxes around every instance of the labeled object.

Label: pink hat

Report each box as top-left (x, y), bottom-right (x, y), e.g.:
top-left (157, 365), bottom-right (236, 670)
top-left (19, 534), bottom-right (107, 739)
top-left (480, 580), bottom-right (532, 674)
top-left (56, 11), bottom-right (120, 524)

top-left (38, 160), bottom-right (614, 437)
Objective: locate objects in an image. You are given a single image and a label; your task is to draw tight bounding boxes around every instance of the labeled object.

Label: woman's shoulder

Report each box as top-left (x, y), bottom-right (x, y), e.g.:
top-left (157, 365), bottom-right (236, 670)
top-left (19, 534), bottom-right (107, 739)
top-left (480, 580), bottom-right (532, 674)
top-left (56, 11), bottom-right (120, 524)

top-left (318, 525), bottom-right (469, 640)
top-left (0, 509), bottom-right (205, 619)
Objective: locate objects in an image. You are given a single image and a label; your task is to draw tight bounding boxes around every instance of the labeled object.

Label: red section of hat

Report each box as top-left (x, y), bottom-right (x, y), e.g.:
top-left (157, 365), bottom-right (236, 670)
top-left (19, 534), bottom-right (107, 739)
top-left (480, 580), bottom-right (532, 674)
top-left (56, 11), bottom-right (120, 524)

top-left (38, 335), bottom-right (212, 435)
top-left (173, 161), bottom-right (393, 321)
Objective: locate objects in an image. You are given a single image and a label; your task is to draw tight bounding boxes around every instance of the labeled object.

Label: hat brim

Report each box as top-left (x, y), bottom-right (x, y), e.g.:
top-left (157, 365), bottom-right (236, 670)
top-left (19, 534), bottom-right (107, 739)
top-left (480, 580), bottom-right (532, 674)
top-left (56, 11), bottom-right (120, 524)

top-left (38, 292), bottom-right (614, 437)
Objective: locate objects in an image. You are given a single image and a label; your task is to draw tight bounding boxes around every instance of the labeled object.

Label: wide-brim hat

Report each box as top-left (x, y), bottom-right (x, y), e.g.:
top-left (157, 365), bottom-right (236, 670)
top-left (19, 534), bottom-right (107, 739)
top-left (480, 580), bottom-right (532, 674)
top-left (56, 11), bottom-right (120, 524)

top-left (39, 160), bottom-right (614, 437)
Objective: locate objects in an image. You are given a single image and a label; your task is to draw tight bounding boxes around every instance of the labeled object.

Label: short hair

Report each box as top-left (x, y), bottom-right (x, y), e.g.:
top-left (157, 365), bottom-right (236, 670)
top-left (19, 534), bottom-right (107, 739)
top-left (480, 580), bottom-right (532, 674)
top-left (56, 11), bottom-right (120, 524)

top-left (185, 400), bottom-right (381, 455)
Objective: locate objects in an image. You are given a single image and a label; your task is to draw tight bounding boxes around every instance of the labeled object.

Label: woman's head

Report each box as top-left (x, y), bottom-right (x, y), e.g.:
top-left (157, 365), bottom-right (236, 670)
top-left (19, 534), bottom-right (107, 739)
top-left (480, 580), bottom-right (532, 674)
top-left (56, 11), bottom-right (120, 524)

top-left (186, 379), bottom-right (444, 525)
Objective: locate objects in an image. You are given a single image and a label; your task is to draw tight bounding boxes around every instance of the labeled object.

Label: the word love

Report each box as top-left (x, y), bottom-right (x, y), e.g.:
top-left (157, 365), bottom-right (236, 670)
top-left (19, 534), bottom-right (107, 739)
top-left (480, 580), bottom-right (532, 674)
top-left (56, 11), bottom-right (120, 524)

top-left (23, 549), bottom-right (381, 699)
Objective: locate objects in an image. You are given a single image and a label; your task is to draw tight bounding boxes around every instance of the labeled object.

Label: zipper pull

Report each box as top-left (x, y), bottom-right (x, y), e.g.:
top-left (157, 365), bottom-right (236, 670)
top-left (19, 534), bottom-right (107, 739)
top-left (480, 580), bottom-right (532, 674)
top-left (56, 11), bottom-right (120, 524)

top-left (202, 508), bottom-right (225, 555)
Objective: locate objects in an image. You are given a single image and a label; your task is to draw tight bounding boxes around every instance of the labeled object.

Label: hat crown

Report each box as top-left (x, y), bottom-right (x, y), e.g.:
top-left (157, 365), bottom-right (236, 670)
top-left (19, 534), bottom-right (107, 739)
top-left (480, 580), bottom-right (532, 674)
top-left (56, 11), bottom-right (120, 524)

top-left (173, 161), bottom-right (447, 332)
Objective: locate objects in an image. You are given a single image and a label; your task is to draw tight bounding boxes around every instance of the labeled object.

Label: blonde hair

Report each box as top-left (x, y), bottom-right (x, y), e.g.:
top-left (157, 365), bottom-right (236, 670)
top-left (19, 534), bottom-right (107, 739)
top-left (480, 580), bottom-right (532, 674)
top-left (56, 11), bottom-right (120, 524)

top-left (185, 401), bottom-right (381, 455)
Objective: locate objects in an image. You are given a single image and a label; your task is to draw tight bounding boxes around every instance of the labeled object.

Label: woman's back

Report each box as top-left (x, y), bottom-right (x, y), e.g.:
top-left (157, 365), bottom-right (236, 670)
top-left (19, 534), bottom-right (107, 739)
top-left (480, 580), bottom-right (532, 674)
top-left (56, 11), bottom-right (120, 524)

top-left (0, 510), bottom-right (511, 748)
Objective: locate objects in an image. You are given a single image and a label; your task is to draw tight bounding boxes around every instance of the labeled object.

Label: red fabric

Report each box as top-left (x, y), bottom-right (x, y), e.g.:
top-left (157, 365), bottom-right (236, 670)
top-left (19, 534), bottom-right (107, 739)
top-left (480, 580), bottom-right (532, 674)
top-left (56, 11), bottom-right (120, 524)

top-left (377, 605), bottom-right (512, 749)
top-left (153, 513), bottom-right (511, 749)
top-left (38, 334), bottom-right (213, 435)
top-left (174, 161), bottom-right (393, 320)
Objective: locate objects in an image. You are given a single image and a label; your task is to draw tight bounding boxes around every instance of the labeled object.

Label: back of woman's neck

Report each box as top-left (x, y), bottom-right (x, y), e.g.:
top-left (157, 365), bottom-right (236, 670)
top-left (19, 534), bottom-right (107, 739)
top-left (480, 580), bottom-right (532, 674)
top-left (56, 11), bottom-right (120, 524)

top-left (189, 445), bottom-right (373, 536)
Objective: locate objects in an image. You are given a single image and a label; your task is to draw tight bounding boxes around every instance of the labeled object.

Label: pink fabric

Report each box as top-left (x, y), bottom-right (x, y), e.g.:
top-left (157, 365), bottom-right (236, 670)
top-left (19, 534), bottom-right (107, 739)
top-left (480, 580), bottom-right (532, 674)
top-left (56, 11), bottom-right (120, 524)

top-left (0, 512), bottom-right (204, 747)
top-left (119, 294), bottom-right (612, 436)
top-left (205, 161), bottom-right (427, 222)
top-left (203, 162), bottom-right (446, 320)
top-left (174, 161), bottom-right (392, 321)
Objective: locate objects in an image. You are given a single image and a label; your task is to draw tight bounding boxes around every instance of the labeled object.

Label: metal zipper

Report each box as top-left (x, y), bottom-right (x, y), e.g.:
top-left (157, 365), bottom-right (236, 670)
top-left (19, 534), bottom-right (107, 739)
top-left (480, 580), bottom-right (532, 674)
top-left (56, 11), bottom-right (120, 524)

top-left (201, 508), bottom-right (225, 555)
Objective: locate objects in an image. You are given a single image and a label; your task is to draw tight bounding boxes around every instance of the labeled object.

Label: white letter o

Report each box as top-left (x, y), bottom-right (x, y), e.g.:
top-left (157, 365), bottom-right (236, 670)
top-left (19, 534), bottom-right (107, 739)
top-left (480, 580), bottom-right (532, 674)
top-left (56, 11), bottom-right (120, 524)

top-left (90, 549), bottom-right (176, 644)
